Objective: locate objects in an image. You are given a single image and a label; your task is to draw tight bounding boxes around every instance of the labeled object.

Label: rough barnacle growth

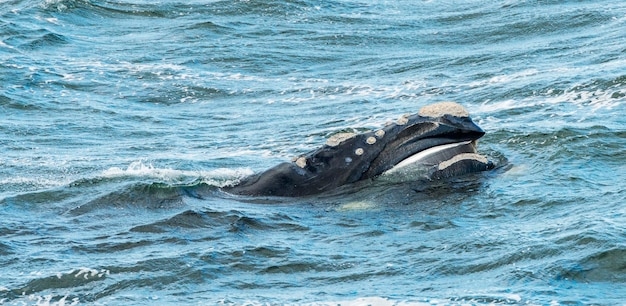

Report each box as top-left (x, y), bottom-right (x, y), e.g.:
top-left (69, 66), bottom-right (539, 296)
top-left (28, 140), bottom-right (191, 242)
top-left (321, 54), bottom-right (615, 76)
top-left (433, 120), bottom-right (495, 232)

top-left (355, 148), bottom-right (364, 156)
top-left (418, 101), bottom-right (469, 118)
top-left (375, 129), bottom-right (385, 138)
top-left (295, 157), bottom-right (307, 168)
top-left (366, 136), bottom-right (376, 145)
top-left (326, 132), bottom-right (357, 147)
top-left (396, 114), bottom-right (410, 125)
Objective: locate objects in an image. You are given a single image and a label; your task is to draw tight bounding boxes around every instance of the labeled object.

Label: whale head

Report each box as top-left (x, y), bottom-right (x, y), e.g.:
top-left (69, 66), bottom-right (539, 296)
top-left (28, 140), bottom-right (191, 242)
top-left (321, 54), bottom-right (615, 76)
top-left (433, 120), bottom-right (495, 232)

top-left (227, 102), bottom-right (492, 197)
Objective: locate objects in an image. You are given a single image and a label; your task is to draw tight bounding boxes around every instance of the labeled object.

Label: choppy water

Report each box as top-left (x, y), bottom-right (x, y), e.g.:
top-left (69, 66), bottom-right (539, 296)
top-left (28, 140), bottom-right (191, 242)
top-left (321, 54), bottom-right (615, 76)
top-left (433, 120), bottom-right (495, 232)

top-left (1, 0), bottom-right (625, 304)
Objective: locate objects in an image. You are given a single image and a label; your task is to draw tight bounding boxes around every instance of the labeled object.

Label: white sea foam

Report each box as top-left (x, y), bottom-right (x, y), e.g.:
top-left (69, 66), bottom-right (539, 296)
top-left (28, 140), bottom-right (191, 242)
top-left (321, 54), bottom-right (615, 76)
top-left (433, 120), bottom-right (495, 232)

top-left (27, 294), bottom-right (79, 306)
top-left (542, 86), bottom-right (624, 112)
top-left (71, 267), bottom-right (109, 280)
top-left (9, 268), bottom-right (110, 306)
top-left (475, 99), bottom-right (521, 113)
top-left (476, 83), bottom-right (623, 118)
top-left (468, 69), bottom-right (540, 88)
top-left (0, 176), bottom-right (66, 187)
top-left (101, 160), bottom-right (253, 187)
top-left (0, 176), bottom-right (74, 200)
top-left (0, 40), bottom-right (14, 49)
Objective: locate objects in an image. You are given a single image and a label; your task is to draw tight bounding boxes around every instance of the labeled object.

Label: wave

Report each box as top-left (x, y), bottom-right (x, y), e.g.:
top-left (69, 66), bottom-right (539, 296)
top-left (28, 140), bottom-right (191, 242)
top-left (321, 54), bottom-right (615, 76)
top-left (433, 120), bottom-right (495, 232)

top-left (99, 160), bottom-right (252, 187)
top-left (552, 247), bottom-right (626, 283)
top-left (0, 160), bottom-right (252, 212)
top-left (127, 208), bottom-right (310, 235)
top-left (0, 17), bottom-right (70, 51)
top-left (474, 73), bottom-right (625, 115)
top-left (39, 0), bottom-right (324, 19)
top-left (62, 162), bottom-right (251, 214)
top-left (0, 266), bottom-right (107, 304)
top-left (42, 0), bottom-right (175, 18)
top-left (486, 125), bottom-right (625, 161)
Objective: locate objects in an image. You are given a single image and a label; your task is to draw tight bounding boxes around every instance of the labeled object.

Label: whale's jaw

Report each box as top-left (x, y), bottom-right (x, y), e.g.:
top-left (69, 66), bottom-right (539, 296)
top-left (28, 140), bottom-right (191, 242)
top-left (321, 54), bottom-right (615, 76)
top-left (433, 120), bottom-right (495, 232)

top-left (381, 140), bottom-right (493, 181)
top-left (384, 140), bottom-right (478, 175)
top-left (359, 110), bottom-right (486, 180)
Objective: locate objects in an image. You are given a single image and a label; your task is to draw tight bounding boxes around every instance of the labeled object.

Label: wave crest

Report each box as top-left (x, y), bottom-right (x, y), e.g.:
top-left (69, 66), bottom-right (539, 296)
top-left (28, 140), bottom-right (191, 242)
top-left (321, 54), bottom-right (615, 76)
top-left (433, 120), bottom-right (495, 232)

top-left (100, 160), bottom-right (252, 188)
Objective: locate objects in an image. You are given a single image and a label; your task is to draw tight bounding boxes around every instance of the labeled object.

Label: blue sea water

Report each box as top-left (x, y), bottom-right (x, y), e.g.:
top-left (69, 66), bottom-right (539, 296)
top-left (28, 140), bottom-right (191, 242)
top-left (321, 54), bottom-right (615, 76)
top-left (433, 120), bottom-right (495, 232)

top-left (1, 0), bottom-right (625, 304)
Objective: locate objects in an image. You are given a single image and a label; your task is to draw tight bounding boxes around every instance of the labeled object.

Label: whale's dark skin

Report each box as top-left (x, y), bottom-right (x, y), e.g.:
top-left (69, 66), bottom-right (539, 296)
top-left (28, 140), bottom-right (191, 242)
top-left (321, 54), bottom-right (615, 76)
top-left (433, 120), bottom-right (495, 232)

top-left (224, 102), bottom-right (493, 197)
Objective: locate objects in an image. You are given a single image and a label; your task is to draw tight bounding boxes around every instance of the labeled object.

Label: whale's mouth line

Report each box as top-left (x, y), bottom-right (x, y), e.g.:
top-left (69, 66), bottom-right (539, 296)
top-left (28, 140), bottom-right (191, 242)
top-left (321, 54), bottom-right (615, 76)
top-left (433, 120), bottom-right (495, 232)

top-left (224, 102), bottom-right (494, 197)
top-left (383, 140), bottom-right (477, 175)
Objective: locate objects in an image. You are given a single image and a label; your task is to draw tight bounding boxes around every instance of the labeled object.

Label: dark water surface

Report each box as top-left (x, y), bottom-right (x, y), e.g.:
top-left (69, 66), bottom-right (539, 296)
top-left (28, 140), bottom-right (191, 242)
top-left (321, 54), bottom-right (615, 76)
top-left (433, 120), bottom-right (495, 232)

top-left (1, 0), bottom-right (625, 304)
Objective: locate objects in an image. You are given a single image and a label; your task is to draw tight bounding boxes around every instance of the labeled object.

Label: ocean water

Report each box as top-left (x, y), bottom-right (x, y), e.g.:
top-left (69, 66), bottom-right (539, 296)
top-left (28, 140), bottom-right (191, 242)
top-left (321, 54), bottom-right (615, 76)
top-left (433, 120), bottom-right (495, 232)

top-left (1, 0), bottom-right (625, 304)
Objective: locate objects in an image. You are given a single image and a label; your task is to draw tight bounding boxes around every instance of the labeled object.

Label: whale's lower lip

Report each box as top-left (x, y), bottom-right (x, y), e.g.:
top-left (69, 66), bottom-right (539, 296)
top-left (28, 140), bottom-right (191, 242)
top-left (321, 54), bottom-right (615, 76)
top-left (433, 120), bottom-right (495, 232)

top-left (383, 140), bottom-right (476, 175)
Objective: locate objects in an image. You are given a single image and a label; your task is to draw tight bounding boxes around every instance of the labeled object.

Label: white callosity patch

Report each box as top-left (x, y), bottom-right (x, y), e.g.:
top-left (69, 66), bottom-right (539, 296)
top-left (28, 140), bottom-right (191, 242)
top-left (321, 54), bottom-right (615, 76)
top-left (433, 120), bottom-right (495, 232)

top-left (437, 153), bottom-right (488, 170)
top-left (326, 132), bottom-right (357, 147)
top-left (396, 113), bottom-right (410, 125)
top-left (418, 101), bottom-right (469, 118)
top-left (295, 157), bottom-right (307, 168)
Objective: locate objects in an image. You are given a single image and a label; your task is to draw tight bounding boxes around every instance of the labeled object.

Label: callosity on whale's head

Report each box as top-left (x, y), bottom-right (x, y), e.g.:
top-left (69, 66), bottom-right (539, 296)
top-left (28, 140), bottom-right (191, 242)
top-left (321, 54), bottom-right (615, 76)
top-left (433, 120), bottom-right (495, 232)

top-left (225, 102), bottom-right (493, 197)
